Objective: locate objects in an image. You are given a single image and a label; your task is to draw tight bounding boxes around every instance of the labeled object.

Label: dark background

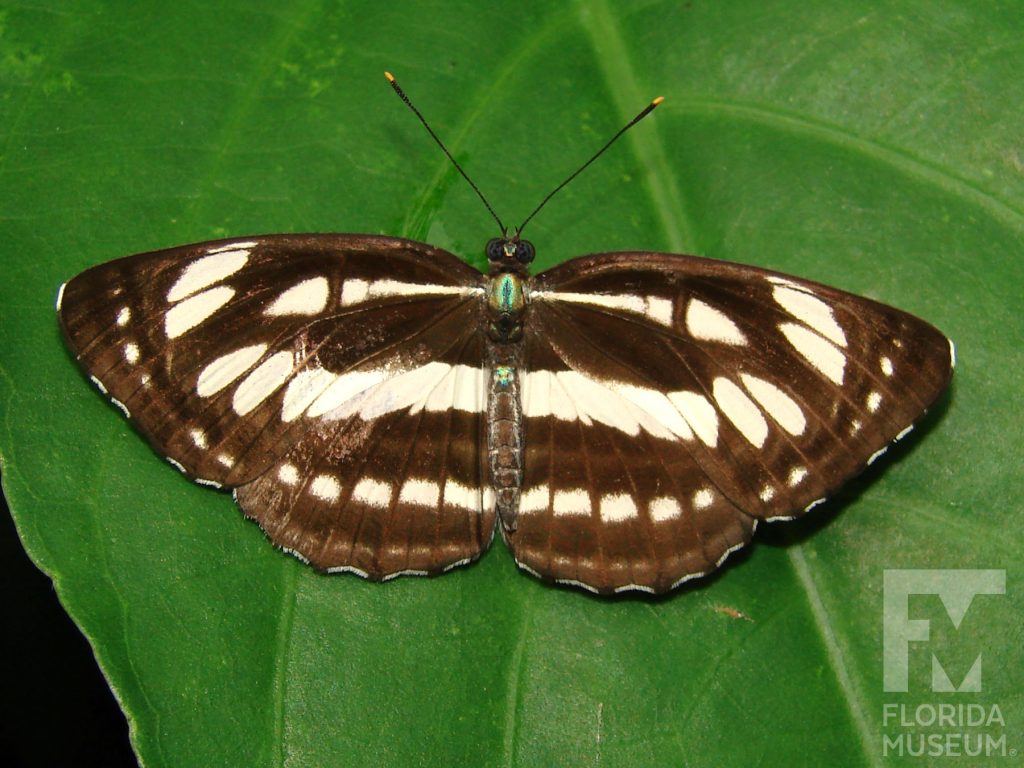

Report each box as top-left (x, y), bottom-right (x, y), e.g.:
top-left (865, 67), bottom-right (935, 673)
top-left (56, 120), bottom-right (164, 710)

top-left (1, 481), bottom-right (136, 768)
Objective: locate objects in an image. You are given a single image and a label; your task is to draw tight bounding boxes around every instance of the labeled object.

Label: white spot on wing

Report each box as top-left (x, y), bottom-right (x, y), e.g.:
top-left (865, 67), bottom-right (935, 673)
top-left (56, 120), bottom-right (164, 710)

top-left (555, 577), bottom-right (600, 594)
top-left (880, 356), bottom-right (893, 376)
top-left (693, 488), bottom-right (714, 510)
top-left (278, 464), bottom-right (299, 485)
top-left (281, 367), bottom-right (339, 422)
top-left (788, 466), bottom-right (807, 487)
top-left (340, 279), bottom-right (368, 306)
top-left (363, 363), bottom-right (456, 420)
top-left (339, 278), bottom-right (471, 306)
top-left (382, 568), bottom-right (429, 581)
top-left (611, 383), bottom-right (693, 440)
top-left (646, 297), bottom-right (674, 326)
top-left (304, 363), bottom-right (485, 422)
top-left (117, 307), bottom-right (131, 327)
top-left (265, 276), bottom-right (330, 316)
top-left (520, 485), bottom-right (551, 514)
top-left (443, 556), bottom-right (475, 573)
top-left (353, 478), bottom-right (392, 509)
top-left (547, 372), bottom-right (578, 424)
top-left (668, 391), bottom-right (719, 447)
top-left (772, 285), bottom-right (846, 347)
top-left (443, 479), bottom-right (481, 511)
top-left (867, 446), bottom-right (887, 465)
top-left (516, 561), bottom-right (543, 580)
top-left (190, 428), bottom-right (207, 449)
top-left (165, 286), bottom-right (235, 338)
top-left (232, 351), bottom-right (294, 416)
top-left (553, 488), bottom-right (589, 516)
top-left (649, 496), bottom-right (681, 522)
top-left (449, 361), bottom-right (484, 414)
top-left (423, 362), bottom-right (458, 412)
top-left (55, 282), bottom-right (66, 311)
top-left (310, 474), bottom-right (341, 501)
top-left (326, 564), bottom-right (369, 577)
top-left (123, 342), bottom-right (140, 364)
top-left (167, 248), bottom-right (249, 303)
top-left (522, 365), bottom-right (551, 420)
top-left (866, 391), bottom-right (882, 413)
top-left (686, 298), bottom-right (747, 345)
top-left (207, 241), bottom-right (258, 254)
top-left (948, 338), bottom-right (956, 369)
top-left (532, 290), bottom-right (674, 327)
top-left (196, 344), bottom-right (268, 397)
top-left (740, 373), bottom-right (805, 436)
top-left (613, 583), bottom-right (656, 595)
top-left (281, 546), bottom-right (310, 565)
top-left (599, 494), bottom-right (638, 522)
top-left (713, 377), bottom-right (769, 447)
top-left (522, 370), bottom-right (688, 439)
top-left (759, 485), bottom-right (775, 502)
top-left (714, 540), bottom-right (748, 568)
top-left (399, 479), bottom-right (440, 507)
top-left (306, 369), bottom-right (388, 418)
top-left (554, 371), bottom-right (640, 435)
top-left (779, 322), bottom-right (846, 384)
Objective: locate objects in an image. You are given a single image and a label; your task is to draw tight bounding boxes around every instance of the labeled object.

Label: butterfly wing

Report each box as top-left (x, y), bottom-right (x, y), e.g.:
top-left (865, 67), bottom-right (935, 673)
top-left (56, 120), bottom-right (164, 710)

top-left (508, 251), bottom-right (953, 594)
top-left (58, 234), bottom-right (495, 576)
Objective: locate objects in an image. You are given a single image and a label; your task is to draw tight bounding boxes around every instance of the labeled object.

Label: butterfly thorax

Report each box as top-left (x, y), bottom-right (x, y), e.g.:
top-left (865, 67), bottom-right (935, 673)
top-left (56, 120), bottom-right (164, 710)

top-left (485, 235), bottom-right (533, 344)
top-left (484, 236), bottom-right (533, 532)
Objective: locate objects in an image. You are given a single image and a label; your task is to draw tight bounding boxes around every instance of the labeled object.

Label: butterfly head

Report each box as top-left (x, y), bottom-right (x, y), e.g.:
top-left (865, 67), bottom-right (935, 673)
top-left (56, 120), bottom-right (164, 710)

top-left (486, 236), bottom-right (534, 276)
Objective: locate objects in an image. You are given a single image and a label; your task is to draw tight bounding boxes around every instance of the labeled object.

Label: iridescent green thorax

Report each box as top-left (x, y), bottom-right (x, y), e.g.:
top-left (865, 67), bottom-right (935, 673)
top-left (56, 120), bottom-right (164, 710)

top-left (489, 272), bottom-right (524, 313)
top-left (486, 271), bottom-right (526, 342)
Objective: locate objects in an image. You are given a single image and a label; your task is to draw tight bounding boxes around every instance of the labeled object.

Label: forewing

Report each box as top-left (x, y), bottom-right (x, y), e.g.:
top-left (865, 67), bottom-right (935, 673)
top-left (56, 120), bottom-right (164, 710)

top-left (58, 234), bottom-right (482, 486)
top-left (507, 251), bottom-right (953, 594)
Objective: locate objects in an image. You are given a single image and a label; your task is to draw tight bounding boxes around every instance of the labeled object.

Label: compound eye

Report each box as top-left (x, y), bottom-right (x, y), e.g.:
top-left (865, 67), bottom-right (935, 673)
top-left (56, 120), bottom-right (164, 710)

top-left (486, 238), bottom-right (504, 261)
top-left (515, 240), bottom-right (535, 263)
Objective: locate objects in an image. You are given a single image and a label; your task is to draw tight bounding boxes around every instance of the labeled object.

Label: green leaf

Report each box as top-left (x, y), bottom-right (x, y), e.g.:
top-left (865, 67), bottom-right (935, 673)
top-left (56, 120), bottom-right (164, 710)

top-left (2, 2), bottom-right (1021, 766)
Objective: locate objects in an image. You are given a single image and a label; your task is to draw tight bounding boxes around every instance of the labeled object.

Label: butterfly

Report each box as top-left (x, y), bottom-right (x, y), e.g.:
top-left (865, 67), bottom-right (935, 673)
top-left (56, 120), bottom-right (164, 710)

top-left (56, 74), bottom-right (954, 595)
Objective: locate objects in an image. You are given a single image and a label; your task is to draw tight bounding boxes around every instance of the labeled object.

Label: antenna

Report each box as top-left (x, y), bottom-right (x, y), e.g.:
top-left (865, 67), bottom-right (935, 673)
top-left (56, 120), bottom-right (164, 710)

top-left (385, 71), bottom-right (663, 239)
top-left (385, 72), bottom-right (506, 234)
top-left (516, 96), bottom-right (663, 236)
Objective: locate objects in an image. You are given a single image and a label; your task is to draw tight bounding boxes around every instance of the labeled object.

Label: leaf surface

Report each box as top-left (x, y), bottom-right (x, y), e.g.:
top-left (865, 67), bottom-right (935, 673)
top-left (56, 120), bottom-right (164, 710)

top-left (1, 2), bottom-right (1021, 766)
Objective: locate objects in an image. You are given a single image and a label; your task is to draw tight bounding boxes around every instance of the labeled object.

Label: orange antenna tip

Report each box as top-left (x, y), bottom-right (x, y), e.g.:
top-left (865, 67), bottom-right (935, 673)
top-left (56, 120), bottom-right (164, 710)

top-left (384, 71), bottom-right (395, 82)
top-left (652, 96), bottom-right (665, 106)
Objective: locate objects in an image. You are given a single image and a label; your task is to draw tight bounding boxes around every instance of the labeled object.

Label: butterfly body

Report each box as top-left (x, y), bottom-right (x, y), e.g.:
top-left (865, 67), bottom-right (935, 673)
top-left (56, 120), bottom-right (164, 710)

top-left (58, 233), bottom-right (953, 594)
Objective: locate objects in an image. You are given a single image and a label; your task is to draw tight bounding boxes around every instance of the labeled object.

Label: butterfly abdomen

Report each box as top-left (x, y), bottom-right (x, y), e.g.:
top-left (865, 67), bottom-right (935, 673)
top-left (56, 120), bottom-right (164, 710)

top-left (487, 361), bottom-right (524, 532)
